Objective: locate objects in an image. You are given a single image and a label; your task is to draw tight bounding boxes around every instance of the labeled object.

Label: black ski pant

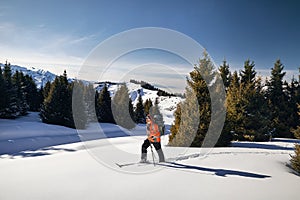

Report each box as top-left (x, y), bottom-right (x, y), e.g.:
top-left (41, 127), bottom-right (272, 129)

top-left (141, 139), bottom-right (165, 162)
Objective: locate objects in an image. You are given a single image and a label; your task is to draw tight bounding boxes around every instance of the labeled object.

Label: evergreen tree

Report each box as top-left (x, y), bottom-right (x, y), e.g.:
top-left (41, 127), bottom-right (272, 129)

top-left (1, 62), bottom-right (18, 118)
top-left (292, 104), bottom-right (300, 139)
top-left (12, 71), bottom-right (28, 115)
top-left (0, 66), bottom-right (6, 116)
top-left (23, 74), bottom-right (41, 111)
top-left (134, 92), bottom-right (146, 124)
top-left (219, 60), bottom-right (231, 90)
top-left (168, 87), bottom-right (199, 146)
top-left (143, 98), bottom-right (153, 115)
top-left (169, 102), bottom-right (181, 143)
top-left (226, 64), bottom-right (271, 141)
top-left (71, 80), bottom-right (88, 129)
top-left (240, 59), bottom-right (256, 85)
top-left (96, 84), bottom-right (114, 123)
top-left (266, 60), bottom-right (292, 138)
top-left (290, 144), bottom-right (300, 174)
top-left (111, 84), bottom-right (135, 129)
top-left (169, 52), bottom-right (214, 147)
top-left (43, 81), bottom-right (51, 100)
top-left (40, 71), bottom-right (75, 128)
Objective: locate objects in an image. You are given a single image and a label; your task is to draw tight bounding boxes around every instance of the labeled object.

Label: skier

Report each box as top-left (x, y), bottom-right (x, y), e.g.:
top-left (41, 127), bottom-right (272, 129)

top-left (140, 114), bottom-right (165, 163)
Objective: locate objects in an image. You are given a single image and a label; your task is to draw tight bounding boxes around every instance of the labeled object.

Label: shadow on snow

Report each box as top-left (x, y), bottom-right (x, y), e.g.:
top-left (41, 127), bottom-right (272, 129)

top-left (160, 162), bottom-right (271, 179)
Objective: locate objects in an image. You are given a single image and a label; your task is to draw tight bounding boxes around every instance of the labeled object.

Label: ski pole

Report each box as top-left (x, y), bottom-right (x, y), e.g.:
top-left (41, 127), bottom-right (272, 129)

top-left (150, 143), bottom-right (156, 166)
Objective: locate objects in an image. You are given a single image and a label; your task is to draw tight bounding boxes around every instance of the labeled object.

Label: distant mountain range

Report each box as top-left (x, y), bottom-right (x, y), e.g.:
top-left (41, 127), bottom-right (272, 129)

top-left (0, 63), bottom-right (57, 89)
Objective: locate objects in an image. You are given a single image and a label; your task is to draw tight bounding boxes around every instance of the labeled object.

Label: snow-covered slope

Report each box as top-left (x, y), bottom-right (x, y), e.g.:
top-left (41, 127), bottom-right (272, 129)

top-left (96, 82), bottom-right (183, 125)
top-left (0, 113), bottom-right (299, 200)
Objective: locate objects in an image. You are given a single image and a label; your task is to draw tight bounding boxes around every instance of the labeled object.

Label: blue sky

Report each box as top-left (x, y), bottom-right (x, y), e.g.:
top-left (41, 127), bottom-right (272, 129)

top-left (0, 0), bottom-right (299, 91)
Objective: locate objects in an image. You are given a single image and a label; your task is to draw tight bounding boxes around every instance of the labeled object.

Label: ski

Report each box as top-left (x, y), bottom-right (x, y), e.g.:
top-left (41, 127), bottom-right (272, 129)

top-left (115, 161), bottom-right (155, 168)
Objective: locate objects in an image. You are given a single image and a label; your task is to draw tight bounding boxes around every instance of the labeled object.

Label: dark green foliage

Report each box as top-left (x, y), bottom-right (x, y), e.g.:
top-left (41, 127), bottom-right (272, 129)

top-left (40, 71), bottom-right (86, 129)
top-left (292, 104), bottom-right (300, 139)
top-left (240, 60), bottom-right (256, 85)
top-left (266, 60), bottom-right (293, 138)
top-left (219, 60), bottom-right (231, 90)
top-left (290, 144), bottom-right (300, 174)
top-left (111, 84), bottom-right (135, 129)
top-left (96, 84), bottom-right (114, 123)
top-left (134, 91), bottom-right (146, 124)
top-left (143, 98), bottom-right (153, 115)
top-left (226, 63), bottom-right (271, 142)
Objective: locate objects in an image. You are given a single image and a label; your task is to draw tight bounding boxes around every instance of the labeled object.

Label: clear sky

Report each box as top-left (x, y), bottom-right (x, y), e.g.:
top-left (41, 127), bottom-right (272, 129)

top-left (0, 0), bottom-right (299, 91)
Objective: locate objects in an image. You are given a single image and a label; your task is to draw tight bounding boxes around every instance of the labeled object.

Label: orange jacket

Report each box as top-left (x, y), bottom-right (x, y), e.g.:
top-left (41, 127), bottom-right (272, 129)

top-left (147, 121), bottom-right (161, 142)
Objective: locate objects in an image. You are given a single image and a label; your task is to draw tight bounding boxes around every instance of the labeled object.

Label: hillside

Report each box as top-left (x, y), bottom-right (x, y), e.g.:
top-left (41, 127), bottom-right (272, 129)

top-left (0, 113), bottom-right (299, 200)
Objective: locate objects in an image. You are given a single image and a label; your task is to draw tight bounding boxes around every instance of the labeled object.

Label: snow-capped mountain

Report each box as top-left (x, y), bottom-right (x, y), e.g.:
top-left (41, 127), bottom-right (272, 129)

top-left (0, 63), bottom-right (57, 89)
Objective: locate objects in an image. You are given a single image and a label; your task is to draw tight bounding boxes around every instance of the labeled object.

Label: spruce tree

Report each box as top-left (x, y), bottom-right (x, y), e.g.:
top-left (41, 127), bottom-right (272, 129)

top-left (96, 84), bottom-right (114, 123)
top-left (134, 92), bottom-right (146, 124)
top-left (2, 62), bottom-right (18, 118)
top-left (169, 52), bottom-right (213, 147)
top-left (219, 60), bottom-right (231, 90)
top-left (40, 71), bottom-right (75, 128)
top-left (12, 71), bottom-right (28, 116)
top-left (290, 144), bottom-right (300, 174)
top-left (169, 102), bottom-right (181, 143)
top-left (72, 80), bottom-right (87, 129)
top-left (266, 60), bottom-right (292, 138)
top-left (143, 98), bottom-right (153, 115)
top-left (111, 84), bottom-right (135, 129)
top-left (0, 66), bottom-right (6, 117)
top-left (240, 59), bottom-right (256, 85)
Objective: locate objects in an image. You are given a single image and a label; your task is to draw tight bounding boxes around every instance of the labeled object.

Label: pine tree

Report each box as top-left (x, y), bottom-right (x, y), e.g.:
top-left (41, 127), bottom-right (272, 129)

top-left (43, 81), bottom-right (51, 100)
top-left (40, 71), bottom-right (75, 128)
top-left (240, 59), bottom-right (256, 85)
top-left (292, 104), bottom-right (300, 139)
top-left (2, 62), bottom-right (18, 118)
top-left (0, 66), bottom-right (6, 117)
top-left (12, 71), bottom-right (28, 115)
top-left (219, 60), bottom-right (231, 90)
top-left (169, 52), bottom-right (213, 147)
top-left (168, 87), bottom-right (199, 146)
top-left (143, 98), bottom-right (153, 115)
top-left (266, 60), bottom-right (292, 138)
top-left (290, 144), bottom-right (300, 174)
top-left (111, 84), bottom-right (135, 129)
top-left (169, 102), bottom-right (181, 143)
top-left (72, 80), bottom-right (88, 129)
top-left (96, 84), bottom-right (114, 123)
top-left (23, 74), bottom-right (41, 111)
top-left (134, 91), bottom-right (146, 124)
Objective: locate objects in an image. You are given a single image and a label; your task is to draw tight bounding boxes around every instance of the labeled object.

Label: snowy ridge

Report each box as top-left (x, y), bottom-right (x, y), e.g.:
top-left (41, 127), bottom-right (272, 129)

top-left (0, 63), bottom-right (57, 88)
top-left (95, 81), bottom-right (183, 125)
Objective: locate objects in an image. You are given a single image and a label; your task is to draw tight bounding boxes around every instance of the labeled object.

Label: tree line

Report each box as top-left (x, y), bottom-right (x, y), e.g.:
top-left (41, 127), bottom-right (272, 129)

top-left (0, 62), bottom-right (42, 118)
top-left (169, 52), bottom-right (300, 147)
top-left (0, 63), bottom-right (164, 130)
